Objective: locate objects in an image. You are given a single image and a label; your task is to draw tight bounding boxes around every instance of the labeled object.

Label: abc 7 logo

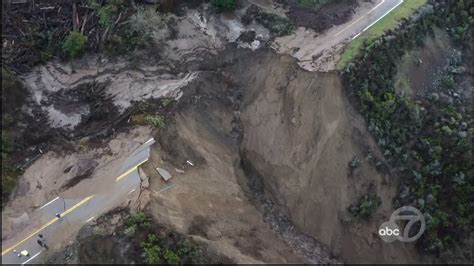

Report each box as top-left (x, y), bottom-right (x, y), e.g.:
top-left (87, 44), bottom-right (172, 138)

top-left (378, 206), bottom-right (425, 243)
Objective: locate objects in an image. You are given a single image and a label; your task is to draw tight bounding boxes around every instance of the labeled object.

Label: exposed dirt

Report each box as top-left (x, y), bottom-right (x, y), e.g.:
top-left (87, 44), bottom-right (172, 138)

top-left (287, 0), bottom-right (358, 32)
top-left (394, 27), bottom-right (454, 98)
top-left (136, 47), bottom-right (435, 263)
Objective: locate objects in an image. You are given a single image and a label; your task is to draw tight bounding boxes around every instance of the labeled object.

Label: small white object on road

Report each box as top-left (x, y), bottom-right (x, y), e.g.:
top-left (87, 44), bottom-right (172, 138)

top-left (186, 160), bottom-right (194, 167)
top-left (128, 188), bottom-right (136, 195)
top-left (21, 251), bottom-right (41, 265)
top-left (20, 250), bottom-right (29, 257)
top-left (85, 216), bottom-right (95, 223)
top-left (156, 168), bottom-right (172, 181)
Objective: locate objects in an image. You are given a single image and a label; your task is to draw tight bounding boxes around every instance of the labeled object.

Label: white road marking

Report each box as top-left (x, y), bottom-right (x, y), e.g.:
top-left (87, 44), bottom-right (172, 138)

top-left (144, 138), bottom-right (155, 145)
top-left (39, 196), bottom-right (60, 210)
top-left (351, 32), bottom-right (362, 40)
top-left (85, 216), bottom-right (95, 223)
top-left (335, 0), bottom-right (386, 36)
top-left (360, 0), bottom-right (404, 34)
top-left (128, 188), bottom-right (136, 195)
top-left (21, 251), bottom-right (41, 265)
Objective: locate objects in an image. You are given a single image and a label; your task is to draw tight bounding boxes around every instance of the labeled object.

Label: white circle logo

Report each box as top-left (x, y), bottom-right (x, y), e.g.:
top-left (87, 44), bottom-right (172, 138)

top-left (379, 206), bottom-right (425, 243)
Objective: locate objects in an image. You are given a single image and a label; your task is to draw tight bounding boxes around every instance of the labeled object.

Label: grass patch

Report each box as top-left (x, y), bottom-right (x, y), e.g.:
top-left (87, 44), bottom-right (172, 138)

top-left (337, 0), bottom-right (427, 69)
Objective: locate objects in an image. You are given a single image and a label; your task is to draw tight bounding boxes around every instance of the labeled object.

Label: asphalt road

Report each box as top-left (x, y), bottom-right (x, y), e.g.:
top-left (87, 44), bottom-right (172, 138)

top-left (334, 0), bottom-right (404, 40)
top-left (1, 139), bottom-right (155, 264)
top-left (271, 0), bottom-right (405, 71)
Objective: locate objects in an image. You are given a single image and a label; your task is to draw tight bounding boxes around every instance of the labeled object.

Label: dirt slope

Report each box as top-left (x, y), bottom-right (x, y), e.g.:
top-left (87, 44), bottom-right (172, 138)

top-left (139, 48), bottom-right (435, 263)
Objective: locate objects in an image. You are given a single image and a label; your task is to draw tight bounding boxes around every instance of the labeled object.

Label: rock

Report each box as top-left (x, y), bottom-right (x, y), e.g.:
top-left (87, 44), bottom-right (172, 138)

top-left (138, 168), bottom-right (148, 182)
top-left (430, 92), bottom-right (439, 101)
top-left (450, 66), bottom-right (466, 74)
top-left (141, 177), bottom-right (150, 189)
top-left (291, 117), bottom-right (297, 125)
top-left (175, 168), bottom-right (185, 174)
top-left (157, 168), bottom-right (172, 181)
top-left (110, 214), bottom-right (121, 225)
top-left (439, 93), bottom-right (453, 105)
top-left (206, 227), bottom-right (222, 240)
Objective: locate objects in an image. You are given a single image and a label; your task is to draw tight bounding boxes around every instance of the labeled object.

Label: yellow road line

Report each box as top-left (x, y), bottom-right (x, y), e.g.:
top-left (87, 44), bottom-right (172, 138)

top-left (115, 159), bottom-right (148, 182)
top-left (1, 195), bottom-right (95, 256)
top-left (335, 0), bottom-right (385, 36)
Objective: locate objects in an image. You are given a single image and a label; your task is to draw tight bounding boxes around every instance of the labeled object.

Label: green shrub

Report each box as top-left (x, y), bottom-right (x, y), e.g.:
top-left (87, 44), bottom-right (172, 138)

top-left (211, 0), bottom-right (237, 11)
top-left (62, 31), bottom-right (87, 58)
top-left (161, 98), bottom-right (175, 107)
top-left (131, 114), bottom-right (165, 128)
top-left (97, 4), bottom-right (114, 26)
top-left (124, 212), bottom-right (151, 236)
top-left (141, 234), bottom-right (162, 264)
top-left (126, 6), bottom-right (171, 44)
top-left (298, 0), bottom-right (335, 9)
top-left (163, 249), bottom-right (180, 264)
top-left (349, 193), bottom-right (381, 220)
top-left (176, 239), bottom-right (201, 263)
top-left (144, 115), bottom-right (165, 128)
top-left (350, 156), bottom-right (361, 169)
top-left (254, 11), bottom-right (295, 37)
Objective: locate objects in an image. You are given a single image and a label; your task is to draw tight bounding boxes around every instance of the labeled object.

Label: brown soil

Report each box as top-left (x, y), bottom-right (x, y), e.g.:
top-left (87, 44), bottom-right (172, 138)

top-left (394, 27), bottom-right (454, 98)
top-left (138, 47), bottom-right (434, 263)
top-left (287, 0), bottom-right (358, 32)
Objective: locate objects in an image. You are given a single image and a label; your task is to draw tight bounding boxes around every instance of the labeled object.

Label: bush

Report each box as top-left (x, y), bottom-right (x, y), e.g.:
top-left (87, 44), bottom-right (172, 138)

top-left (141, 234), bottom-right (162, 264)
top-left (124, 212), bottom-right (151, 236)
top-left (176, 239), bottom-right (201, 263)
top-left (163, 249), bottom-right (180, 264)
top-left (254, 11), bottom-right (295, 37)
top-left (349, 193), bottom-right (381, 220)
top-left (298, 0), bottom-right (336, 9)
top-left (126, 6), bottom-right (171, 44)
top-left (62, 31), bottom-right (87, 59)
top-left (131, 114), bottom-right (165, 128)
top-left (211, 0), bottom-right (237, 11)
top-left (350, 156), bottom-right (361, 169)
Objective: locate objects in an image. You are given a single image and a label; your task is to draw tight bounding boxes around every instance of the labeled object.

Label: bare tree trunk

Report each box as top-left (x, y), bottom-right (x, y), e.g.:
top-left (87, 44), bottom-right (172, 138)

top-left (72, 1), bottom-right (78, 31)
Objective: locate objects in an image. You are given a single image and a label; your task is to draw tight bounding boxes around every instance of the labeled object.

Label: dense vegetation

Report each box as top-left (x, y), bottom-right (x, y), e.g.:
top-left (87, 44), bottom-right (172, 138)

top-left (297, 0), bottom-right (337, 9)
top-left (123, 212), bottom-right (204, 264)
top-left (62, 31), bottom-right (88, 58)
top-left (1, 69), bottom-right (26, 208)
top-left (242, 6), bottom-right (295, 37)
top-left (342, 0), bottom-right (473, 256)
top-left (210, 0), bottom-right (237, 11)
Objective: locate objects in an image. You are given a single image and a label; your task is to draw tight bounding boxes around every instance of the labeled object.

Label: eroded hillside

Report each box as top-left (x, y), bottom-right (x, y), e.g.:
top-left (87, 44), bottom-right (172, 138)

top-left (1, 0), bottom-right (472, 264)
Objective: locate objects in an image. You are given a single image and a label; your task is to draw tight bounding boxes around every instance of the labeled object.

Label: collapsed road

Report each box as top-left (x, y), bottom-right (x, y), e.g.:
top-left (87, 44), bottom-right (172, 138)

top-left (1, 139), bottom-right (155, 264)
